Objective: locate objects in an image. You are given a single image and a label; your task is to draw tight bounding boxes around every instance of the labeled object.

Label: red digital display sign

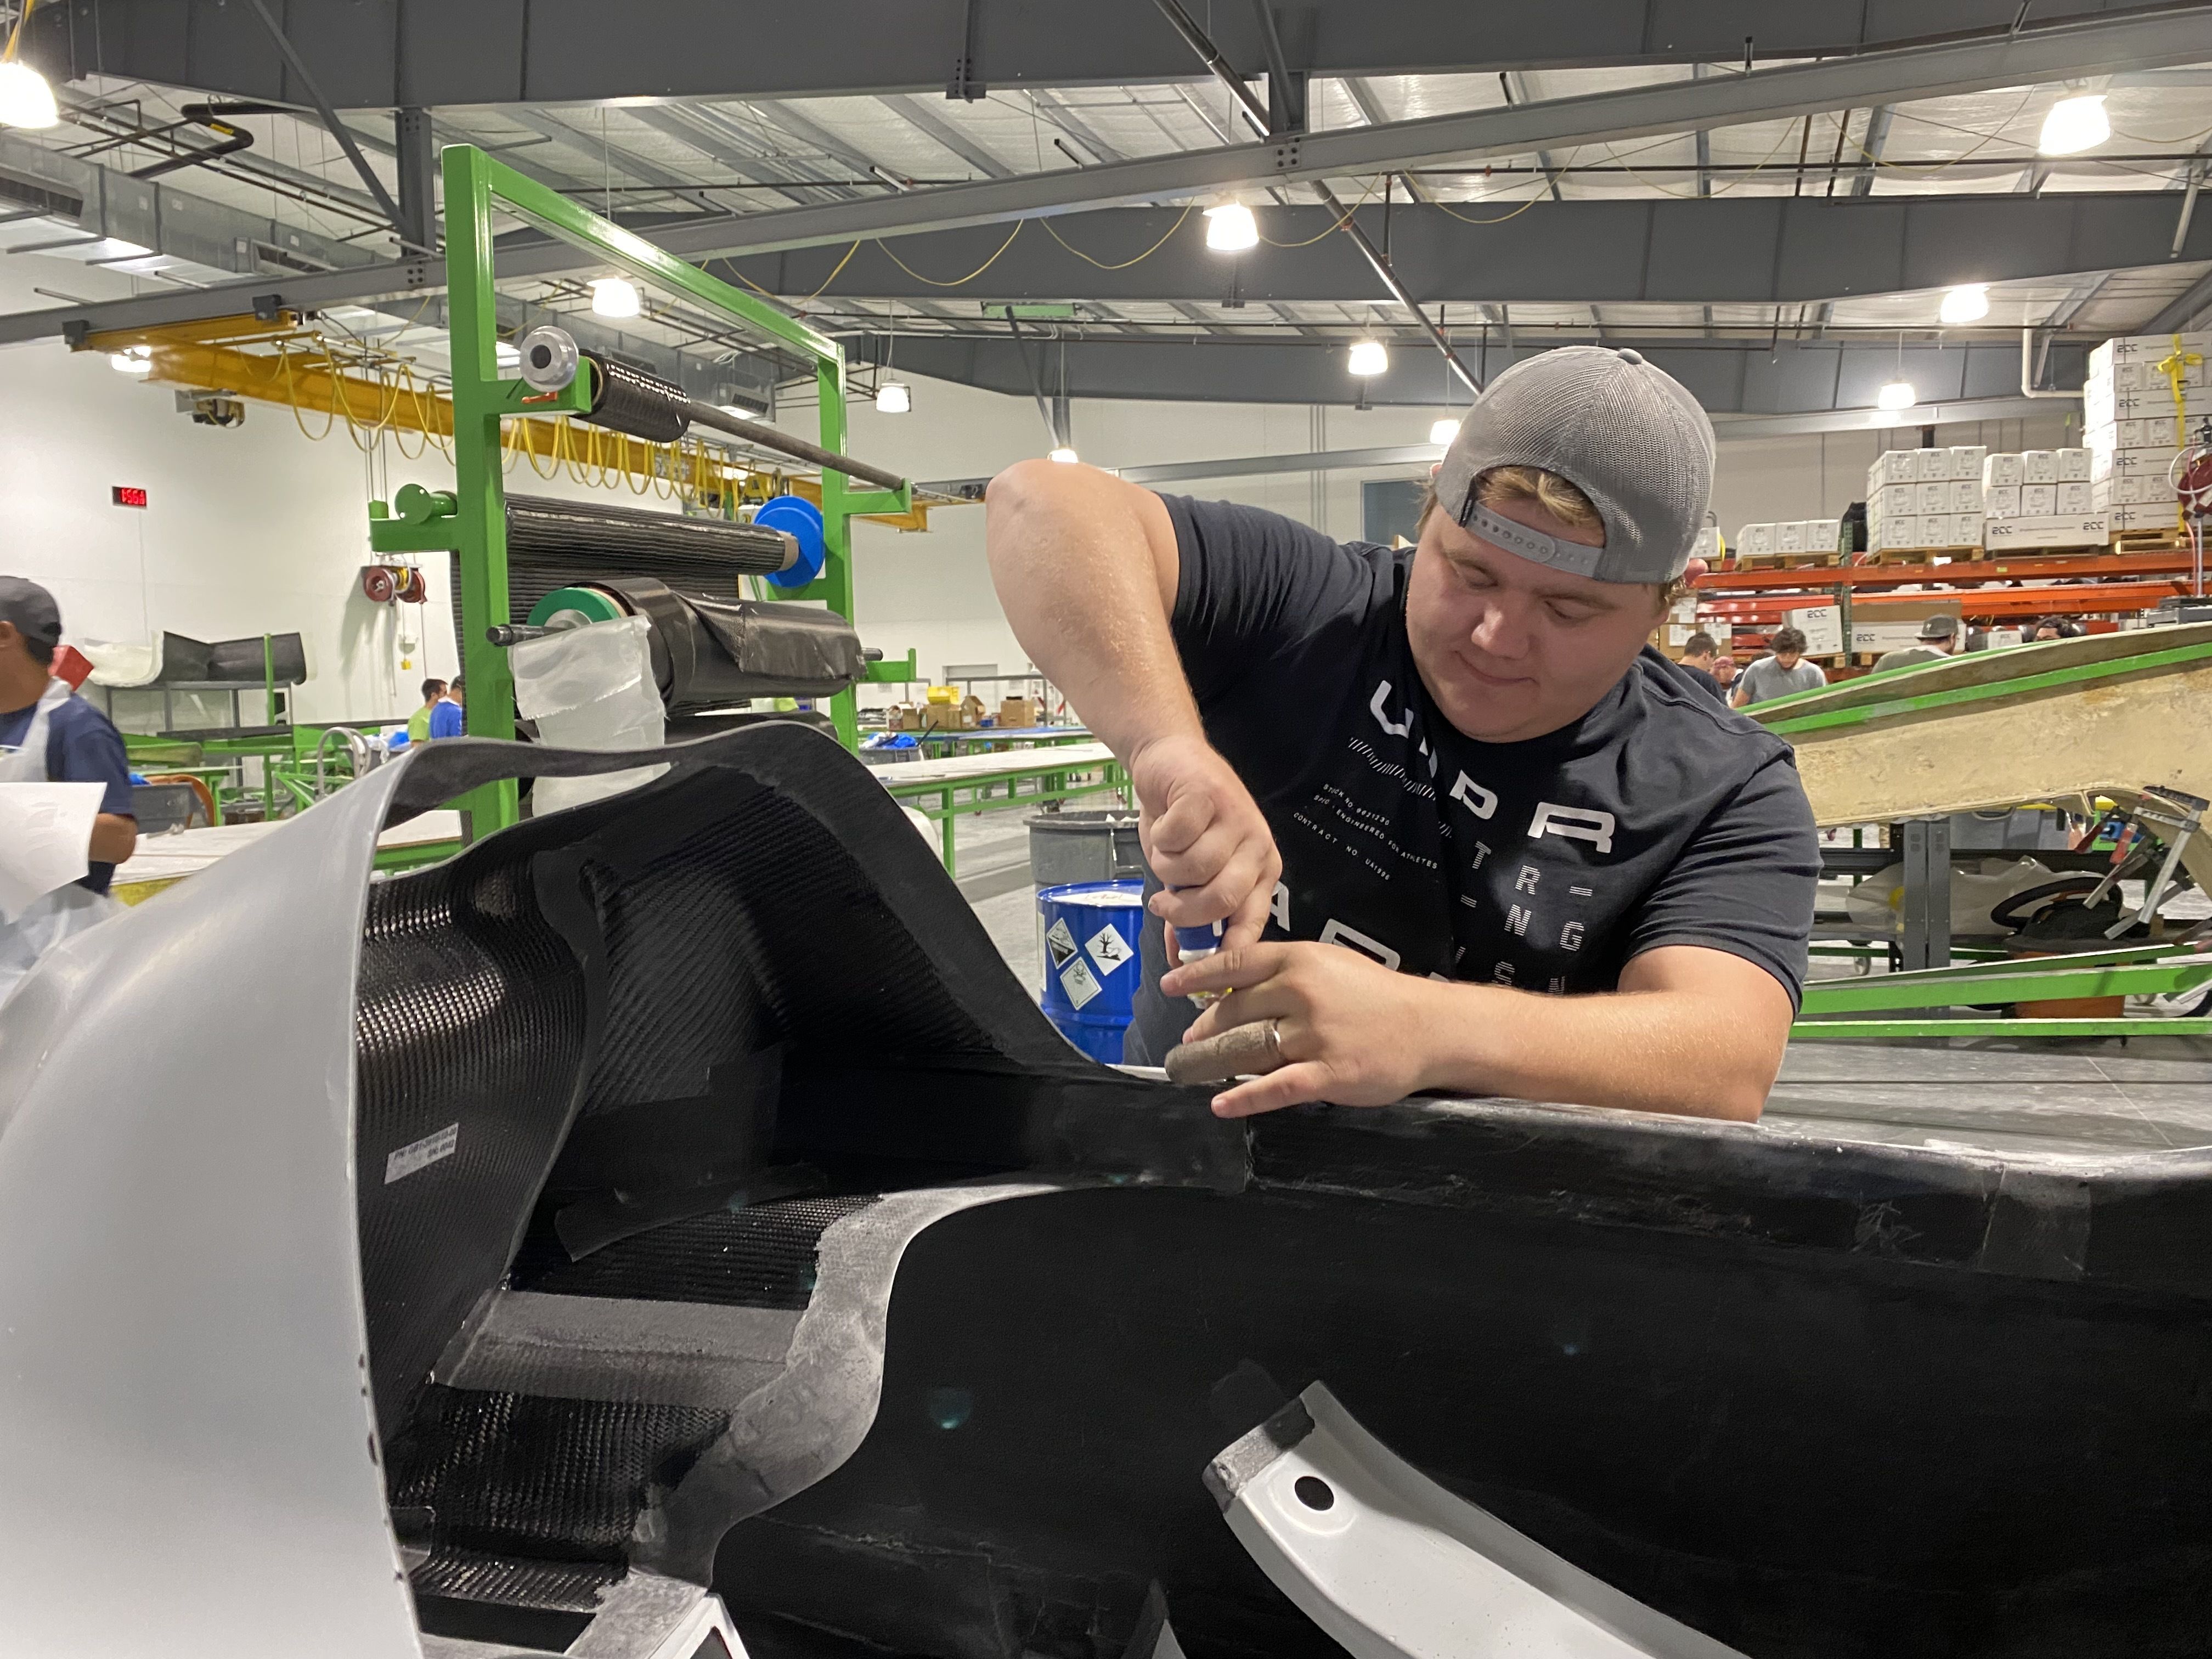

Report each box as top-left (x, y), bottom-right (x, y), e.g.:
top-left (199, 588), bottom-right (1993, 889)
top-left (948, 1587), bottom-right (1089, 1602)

top-left (111, 486), bottom-right (149, 509)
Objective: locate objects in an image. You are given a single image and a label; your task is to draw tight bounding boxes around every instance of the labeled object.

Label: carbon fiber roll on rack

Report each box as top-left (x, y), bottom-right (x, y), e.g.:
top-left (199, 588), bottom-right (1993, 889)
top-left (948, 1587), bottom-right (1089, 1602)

top-left (494, 493), bottom-right (797, 625)
top-left (583, 354), bottom-right (690, 443)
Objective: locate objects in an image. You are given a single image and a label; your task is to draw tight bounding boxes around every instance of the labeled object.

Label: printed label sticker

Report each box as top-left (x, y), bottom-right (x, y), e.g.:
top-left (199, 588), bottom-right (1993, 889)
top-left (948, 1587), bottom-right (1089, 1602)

top-left (385, 1122), bottom-right (458, 1185)
top-left (1085, 922), bottom-right (1133, 975)
top-left (1060, 957), bottom-right (1104, 1009)
top-left (1045, 917), bottom-right (1078, 968)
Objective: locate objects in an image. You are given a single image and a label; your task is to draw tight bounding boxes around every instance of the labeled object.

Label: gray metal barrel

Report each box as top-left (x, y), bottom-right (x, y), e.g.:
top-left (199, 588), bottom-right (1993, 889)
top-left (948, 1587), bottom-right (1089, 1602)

top-left (1027, 809), bottom-right (1147, 887)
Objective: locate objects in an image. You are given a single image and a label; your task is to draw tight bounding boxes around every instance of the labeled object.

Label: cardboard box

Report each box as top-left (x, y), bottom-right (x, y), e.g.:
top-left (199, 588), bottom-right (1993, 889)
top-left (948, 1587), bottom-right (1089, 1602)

top-left (1784, 603), bottom-right (1845, 656)
top-left (1874, 514), bottom-right (1925, 550)
top-left (998, 696), bottom-right (1041, 727)
top-left (2022, 450), bottom-right (2058, 483)
top-left (1983, 453), bottom-right (2025, 488)
top-left (2056, 447), bottom-right (2091, 482)
top-left (1981, 513), bottom-right (2109, 550)
top-left (2107, 502), bottom-right (2182, 530)
top-left (1945, 479), bottom-right (1979, 512)
top-left (2091, 473), bottom-right (2181, 506)
top-left (2089, 332), bottom-right (2211, 374)
top-left (1950, 512), bottom-right (1986, 546)
top-left (1984, 484), bottom-right (2020, 517)
top-left (1802, 517), bottom-right (1842, 554)
top-left (1949, 445), bottom-right (1988, 481)
top-left (1739, 523), bottom-right (1775, 556)
top-left (1912, 481), bottom-right (1946, 515)
top-left (1776, 520), bottom-right (1808, 553)
top-left (1870, 483), bottom-right (1912, 518)
top-left (2020, 483), bottom-right (2057, 515)
top-left (2085, 383), bottom-right (2212, 425)
top-left (2056, 481), bottom-right (2092, 514)
top-left (2087, 443), bottom-right (2177, 482)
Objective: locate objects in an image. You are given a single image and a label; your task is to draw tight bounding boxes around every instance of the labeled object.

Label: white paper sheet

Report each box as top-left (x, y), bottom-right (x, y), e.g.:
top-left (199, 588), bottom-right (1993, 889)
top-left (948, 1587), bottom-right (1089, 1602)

top-left (0, 782), bottom-right (103, 922)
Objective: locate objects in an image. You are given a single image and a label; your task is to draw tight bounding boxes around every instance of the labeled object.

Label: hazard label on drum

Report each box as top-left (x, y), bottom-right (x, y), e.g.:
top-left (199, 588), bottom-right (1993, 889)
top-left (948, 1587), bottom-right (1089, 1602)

top-left (1060, 956), bottom-right (1104, 1009)
top-left (1085, 923), bottom-right (1133, 976)
top-left (1045, 917), bottom-right (1078, 968)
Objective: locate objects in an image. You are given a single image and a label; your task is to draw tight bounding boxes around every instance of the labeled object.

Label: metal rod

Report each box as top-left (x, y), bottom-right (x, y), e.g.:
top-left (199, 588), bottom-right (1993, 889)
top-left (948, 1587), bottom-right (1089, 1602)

top-left (679, 396), bottom-right (907, 493)
top-left (1151, 0), bottom-right (1480, 394)
top-left (241, 0), bottom-right (414, 246)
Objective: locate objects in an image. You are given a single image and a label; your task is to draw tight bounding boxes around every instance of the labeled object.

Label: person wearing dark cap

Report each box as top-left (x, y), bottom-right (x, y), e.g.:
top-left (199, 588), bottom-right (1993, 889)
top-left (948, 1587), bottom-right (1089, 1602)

top-left (988, 346), bottom-right (1816, 1122)
top-left (0, 576), bottom-right (136, 998)
top-left (1873, 614), bottom-right (1959, 673)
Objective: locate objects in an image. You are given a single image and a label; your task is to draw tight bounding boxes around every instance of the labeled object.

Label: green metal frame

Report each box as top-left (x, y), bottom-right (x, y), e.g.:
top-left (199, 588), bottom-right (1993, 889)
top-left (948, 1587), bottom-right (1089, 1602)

top-left (1754, 637), bottom-right (2212, 735)
top-left (1790, 942), bottom-right (2212, 1040)
top-left (369, 143), bottom-right (915, 835)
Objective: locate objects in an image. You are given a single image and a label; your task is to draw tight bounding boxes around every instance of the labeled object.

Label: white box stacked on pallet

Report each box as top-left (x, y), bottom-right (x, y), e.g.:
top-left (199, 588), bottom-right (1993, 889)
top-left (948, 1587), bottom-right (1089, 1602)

top-left (1866, 449), bottom-right (1984, 550)
top-left (2083, 335), bottom-right (2208, 526)
top-left (1737, 523), bottom-right (1775, 557)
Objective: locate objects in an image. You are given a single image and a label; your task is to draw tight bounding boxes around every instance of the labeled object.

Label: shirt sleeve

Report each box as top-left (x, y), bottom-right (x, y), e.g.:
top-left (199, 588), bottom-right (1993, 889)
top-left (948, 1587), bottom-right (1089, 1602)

top-left (1158, 493), bottom-right (1387, 706)
top-left (53, 706), bottom-right (136, 818)
top-left (1622, 749), bottom-right (1820, 1008)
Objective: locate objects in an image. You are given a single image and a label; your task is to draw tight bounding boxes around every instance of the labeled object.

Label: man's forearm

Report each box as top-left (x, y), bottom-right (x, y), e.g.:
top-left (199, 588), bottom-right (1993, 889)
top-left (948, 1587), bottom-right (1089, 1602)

top-left (984, 461), bottom-right (1199, 760)
top-left (89, 813), bottom-right (137, 864)
top-left (1415, 978), bottom-right (1779, 1121)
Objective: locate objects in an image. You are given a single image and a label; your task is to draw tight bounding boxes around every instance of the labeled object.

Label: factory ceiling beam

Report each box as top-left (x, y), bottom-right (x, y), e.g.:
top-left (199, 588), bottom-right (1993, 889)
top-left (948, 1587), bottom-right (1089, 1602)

top-left (9, 4), bottom-right (2212, 345)
top-left (715, 195), bottom-right (2212, 308)
top-left (22, 0), bottom-right (2169, 109)
top-left (850, 332), bottom-right (2091, 414)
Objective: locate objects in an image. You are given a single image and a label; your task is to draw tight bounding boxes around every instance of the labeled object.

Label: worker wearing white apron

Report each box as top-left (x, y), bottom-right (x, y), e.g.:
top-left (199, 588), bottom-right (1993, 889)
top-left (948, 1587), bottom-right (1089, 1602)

top-left (0, 579), bottom-right (135, 1003)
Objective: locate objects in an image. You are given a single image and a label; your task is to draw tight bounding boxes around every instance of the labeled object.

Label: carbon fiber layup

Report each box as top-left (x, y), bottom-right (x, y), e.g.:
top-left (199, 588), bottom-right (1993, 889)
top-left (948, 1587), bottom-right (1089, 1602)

top-left (353, 725), bottom-right (1242, 1640)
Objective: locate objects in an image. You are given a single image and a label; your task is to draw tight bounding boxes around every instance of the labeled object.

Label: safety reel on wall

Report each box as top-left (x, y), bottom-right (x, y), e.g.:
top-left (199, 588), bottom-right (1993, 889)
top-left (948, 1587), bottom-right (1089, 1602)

top-left (361, 562), bottom-right (431, 669)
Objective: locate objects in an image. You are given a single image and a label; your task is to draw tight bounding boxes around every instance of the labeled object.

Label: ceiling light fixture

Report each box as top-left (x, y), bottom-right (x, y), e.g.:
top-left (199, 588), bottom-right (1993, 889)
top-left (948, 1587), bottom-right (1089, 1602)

top-left (588, 275), bottom-right (641, 319)
top-left (109, 345), bottom-right (152, 374)
top-left (0, 61), bottom-right (59, 129)
top-left (1876, 379), bottom-right (1917, 411)
top-left (2038, 93), bottom-right (2108, 156)
top-left (1048, 446), bottom-right (1080, 464)
top-left (1429, 417), bottom-right (1462, 447)
top-left (875, 381), bottom-right (912, 415)
top-left (1938, 284), bottom-right (1990, 326)
top-left (1347, 338), bottom-right (1389, 377)
top-left (1204, 202), bottom-right (1259, 252)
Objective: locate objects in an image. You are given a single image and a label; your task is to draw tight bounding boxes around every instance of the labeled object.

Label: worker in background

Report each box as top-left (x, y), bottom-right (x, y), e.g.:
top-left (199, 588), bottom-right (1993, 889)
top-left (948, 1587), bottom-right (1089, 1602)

top-left (0, 577), bottom-right (135, 1001)
top-left (428, 673), bottom-right (465, 740)
top-left (1731, 627), bottom-right (1826, 707)
top-left (408, 678), bottom-right (447, 743)
top-left (1675, 631), bottom-right (1726, 701)
top-left (1872, 614), bottom-right (1957, 673)
top-left (1711, 653), bottom-right (1740, 696)
top-left (988, 346), bottom-right (1817, 1123)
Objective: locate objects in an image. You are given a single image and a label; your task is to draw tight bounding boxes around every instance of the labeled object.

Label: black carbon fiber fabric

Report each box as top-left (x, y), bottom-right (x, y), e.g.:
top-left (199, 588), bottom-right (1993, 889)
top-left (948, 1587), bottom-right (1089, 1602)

top-left (355, 839), bottom-right (593, 1441)
top-left (518, 1195), bottom-right (876, 1308)
top-left (410, 1549), bottom-right (622, 1613)
top-left (575, 777), bottom-right (1002, 1116)
top-left (388, 1387), bottom-right (727, 1567)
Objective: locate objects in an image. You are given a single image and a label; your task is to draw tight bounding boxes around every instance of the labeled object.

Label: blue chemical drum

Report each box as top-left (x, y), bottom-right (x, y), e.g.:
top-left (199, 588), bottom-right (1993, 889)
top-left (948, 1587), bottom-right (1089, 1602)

top-left (1036, 880), bottom-right (1147, 1063)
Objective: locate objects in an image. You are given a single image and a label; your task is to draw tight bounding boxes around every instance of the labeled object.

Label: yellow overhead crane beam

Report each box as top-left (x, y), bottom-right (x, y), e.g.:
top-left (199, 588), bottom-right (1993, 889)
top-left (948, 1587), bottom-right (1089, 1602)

top-left (80, 312), bottom-right (934, 532)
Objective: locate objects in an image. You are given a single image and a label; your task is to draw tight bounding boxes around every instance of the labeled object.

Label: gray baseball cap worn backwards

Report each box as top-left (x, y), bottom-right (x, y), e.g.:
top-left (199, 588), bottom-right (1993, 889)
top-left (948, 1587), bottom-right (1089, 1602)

top-left (0, 575), bottom-right (63, 650)
top-left (1434, 345), bottom-right (1717, 585)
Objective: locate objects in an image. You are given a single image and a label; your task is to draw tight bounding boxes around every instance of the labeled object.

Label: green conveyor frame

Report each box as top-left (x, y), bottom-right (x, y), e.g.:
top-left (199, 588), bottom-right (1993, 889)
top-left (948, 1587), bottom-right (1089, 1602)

top-left (368, 143), bottom-right (916, 837)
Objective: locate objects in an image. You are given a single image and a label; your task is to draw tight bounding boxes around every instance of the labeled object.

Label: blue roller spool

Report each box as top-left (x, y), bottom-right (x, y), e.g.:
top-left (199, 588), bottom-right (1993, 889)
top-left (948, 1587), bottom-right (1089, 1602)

top-left (754, 495), bottom-right (826, 590)
top-left (1036, 880), bottom-right (1147, 1063)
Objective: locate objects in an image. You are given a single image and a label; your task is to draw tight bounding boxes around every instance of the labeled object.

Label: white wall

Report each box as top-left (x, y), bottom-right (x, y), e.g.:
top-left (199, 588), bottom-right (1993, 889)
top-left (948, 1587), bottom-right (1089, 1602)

top-left (0, 253), bottom-right (723, 726)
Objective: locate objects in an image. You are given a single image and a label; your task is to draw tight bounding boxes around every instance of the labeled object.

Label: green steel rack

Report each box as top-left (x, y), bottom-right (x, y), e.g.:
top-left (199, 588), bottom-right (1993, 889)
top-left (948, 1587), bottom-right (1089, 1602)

top-left (369, 143), bottom-right (916, 836)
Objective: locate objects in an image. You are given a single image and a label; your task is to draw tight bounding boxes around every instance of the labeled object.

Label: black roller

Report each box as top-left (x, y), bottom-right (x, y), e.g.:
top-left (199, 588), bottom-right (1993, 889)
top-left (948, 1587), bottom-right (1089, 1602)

top-left (588, 575), bottom-right (865, 712)
top-left (489, 493), bottom-right (795, 637)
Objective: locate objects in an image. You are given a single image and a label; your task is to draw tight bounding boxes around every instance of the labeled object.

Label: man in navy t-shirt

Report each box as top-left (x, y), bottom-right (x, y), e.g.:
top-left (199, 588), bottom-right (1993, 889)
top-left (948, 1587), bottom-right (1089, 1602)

top-left (0, 577), bottom-right (136, 896)
top-left (986, 348), bottom-right (1816, 1122)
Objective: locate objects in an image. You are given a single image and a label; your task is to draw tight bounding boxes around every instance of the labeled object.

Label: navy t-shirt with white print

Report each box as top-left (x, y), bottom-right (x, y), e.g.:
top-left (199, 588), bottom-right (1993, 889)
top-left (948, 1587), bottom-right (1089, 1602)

top-left (1124, 495), bottom-right (1820, 1065)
